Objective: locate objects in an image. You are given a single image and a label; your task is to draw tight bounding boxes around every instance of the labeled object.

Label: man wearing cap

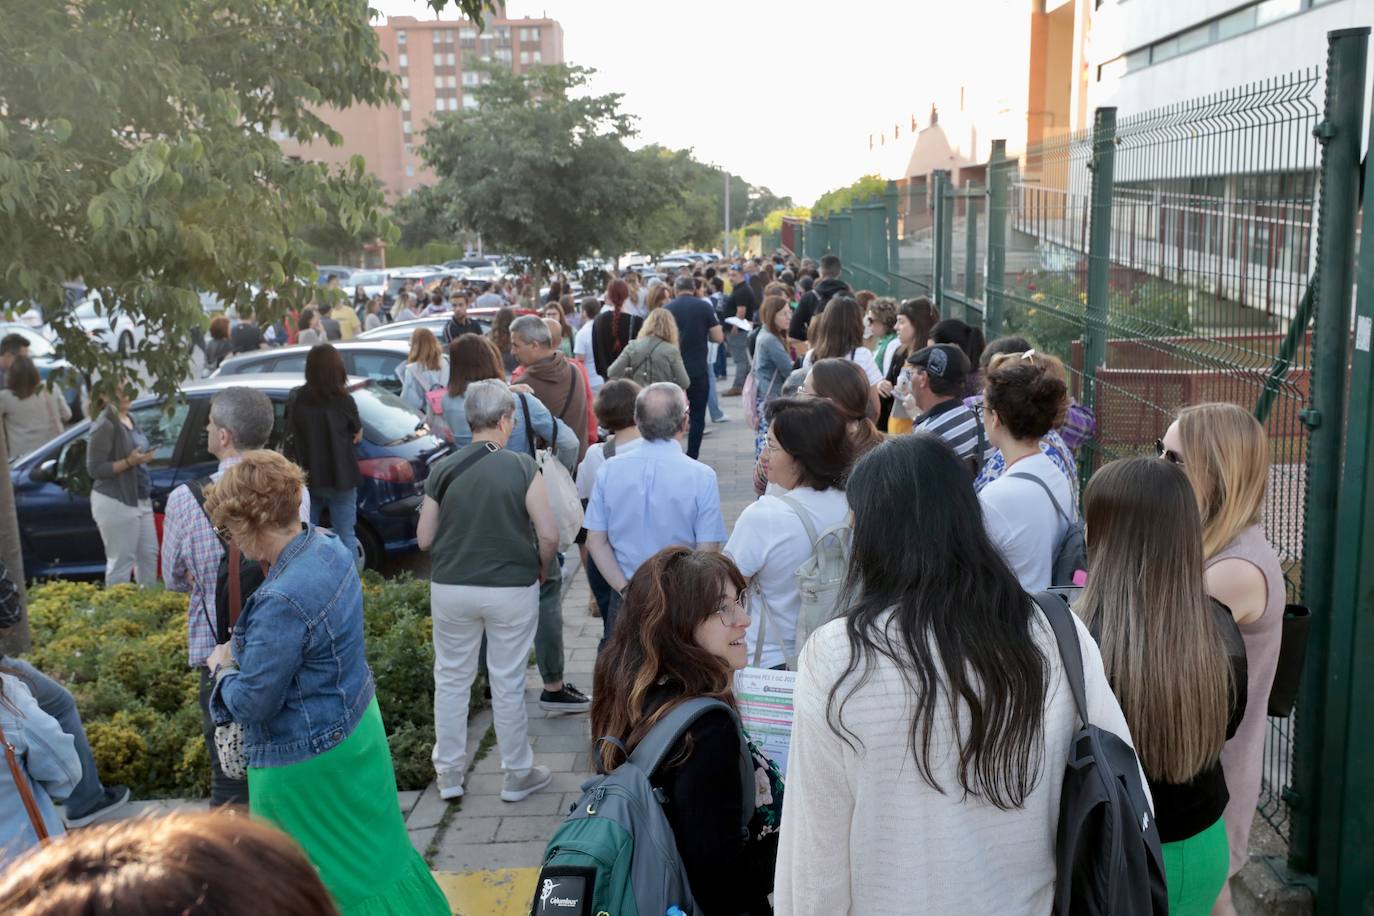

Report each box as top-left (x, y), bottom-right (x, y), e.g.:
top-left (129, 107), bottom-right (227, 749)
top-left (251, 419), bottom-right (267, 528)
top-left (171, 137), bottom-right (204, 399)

top-left (903, 343), bottom-right (986, 475)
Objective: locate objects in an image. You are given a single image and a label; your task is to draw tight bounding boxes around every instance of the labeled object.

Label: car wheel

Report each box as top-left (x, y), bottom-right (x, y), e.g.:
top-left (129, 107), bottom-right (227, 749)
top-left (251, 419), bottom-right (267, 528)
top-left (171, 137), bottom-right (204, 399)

top-left (117, 331), bottom-right (134, 356)
top-left (355, 521), bottom-right (384, 572)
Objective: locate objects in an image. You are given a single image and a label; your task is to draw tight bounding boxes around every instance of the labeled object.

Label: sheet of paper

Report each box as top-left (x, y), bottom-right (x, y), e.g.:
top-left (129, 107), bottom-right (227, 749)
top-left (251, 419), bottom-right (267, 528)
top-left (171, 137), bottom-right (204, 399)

top-left (735, 666), bottom-right (797, 776)
top-left (724, 316), bottom-right (754, 332)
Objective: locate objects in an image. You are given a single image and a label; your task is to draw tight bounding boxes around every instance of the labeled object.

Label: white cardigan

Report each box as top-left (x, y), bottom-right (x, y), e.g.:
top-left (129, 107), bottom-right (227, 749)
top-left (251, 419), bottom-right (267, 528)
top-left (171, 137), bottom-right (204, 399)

top-left (775, 606), bottom-right (1145, 915)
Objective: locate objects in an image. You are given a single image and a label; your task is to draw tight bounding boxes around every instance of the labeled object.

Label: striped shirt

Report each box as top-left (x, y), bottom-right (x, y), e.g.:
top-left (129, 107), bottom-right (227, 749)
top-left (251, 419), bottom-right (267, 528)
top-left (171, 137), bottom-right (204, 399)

top-left (914, 398), bottom-right (984, 463)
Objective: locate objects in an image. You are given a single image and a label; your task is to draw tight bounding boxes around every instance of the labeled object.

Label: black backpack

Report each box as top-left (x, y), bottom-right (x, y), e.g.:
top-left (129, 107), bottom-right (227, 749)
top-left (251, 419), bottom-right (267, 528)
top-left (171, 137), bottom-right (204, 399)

top-left (1033, 591), bottom-right (1168, 916)
top-left (186, 478), bottom-right (268, 641)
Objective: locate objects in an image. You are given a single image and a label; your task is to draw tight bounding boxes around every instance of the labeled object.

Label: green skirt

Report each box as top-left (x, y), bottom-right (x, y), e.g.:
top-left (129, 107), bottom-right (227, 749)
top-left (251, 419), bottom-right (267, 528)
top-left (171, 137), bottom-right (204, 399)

top-left (249, 697), bottom-right (450, 916)
top-left (1161, 816), bottom-right (1229, 916)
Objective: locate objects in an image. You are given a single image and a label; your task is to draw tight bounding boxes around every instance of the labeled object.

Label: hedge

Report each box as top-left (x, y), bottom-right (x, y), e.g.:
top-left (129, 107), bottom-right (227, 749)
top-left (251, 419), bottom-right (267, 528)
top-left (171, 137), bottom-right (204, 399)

top-left (22, 574), bottom-right (478, 799)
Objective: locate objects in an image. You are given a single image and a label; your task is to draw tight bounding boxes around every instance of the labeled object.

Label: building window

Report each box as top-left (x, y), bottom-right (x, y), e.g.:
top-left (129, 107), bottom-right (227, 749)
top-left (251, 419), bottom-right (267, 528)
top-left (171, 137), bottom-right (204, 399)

top-left (404, 143), bottom-right (413, 154)
top-left (400, 75), bottom-right (409, 90)
top-left (462, 71), bottom-right (480, 86)
top-left (445, 29), bottom-right (455, 42)
top-left (397, 30), bottom-right (406, 44)
top-left (403, 120), bottom-right (412, 135)
top-left (463, 95), bottom-right (478, 110)
top-left (401, 98), bottom-right (411, 111)
top-left (406, 164), bottom-right (416, 177)
top-left (398, 53), bottom-right (408, 68)
top-left (495, 47), bottom-right (511, 63)
top-left (446, 52), bottom-right (456, 66)
top-left (532, 50), bottom-right (542, 63)
top-left (520, 50), bottom-right (529, 64)
top-left (528, 27), bottom-right (540, 41)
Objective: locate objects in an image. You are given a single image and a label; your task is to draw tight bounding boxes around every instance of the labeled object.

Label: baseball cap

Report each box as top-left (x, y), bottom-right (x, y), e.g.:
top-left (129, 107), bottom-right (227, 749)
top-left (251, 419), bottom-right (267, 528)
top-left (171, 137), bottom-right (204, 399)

top-left (907, 344), bottom-right (970, 385)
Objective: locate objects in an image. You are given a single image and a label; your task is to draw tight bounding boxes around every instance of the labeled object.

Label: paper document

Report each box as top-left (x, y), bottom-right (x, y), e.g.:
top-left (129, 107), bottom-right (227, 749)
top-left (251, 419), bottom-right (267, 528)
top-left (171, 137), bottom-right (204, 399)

top-left (735, 666), bottom-right (797, 776)
top-left (724, 317), bottom-right (753, 332)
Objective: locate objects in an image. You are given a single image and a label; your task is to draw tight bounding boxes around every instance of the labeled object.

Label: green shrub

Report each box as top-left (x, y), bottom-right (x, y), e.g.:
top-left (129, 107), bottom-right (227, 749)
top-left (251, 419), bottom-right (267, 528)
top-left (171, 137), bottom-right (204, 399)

top-left (19, 573), bottom-right (479, 798)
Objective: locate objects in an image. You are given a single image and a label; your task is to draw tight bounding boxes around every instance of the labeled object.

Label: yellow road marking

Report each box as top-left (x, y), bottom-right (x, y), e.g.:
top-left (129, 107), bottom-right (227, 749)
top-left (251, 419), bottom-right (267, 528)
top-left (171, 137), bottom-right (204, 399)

top-left (434, 868), bottom-right (539, 915)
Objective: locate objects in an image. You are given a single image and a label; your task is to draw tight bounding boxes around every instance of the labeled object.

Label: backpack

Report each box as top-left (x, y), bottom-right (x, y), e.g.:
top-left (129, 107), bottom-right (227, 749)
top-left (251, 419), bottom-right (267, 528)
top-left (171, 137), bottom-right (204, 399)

top-left (518, 395), bottom-right (584, 551)
top-left (533, 697), bottom-right (754, 916)
top-left (1007, 471), bottom-right (1087, 587)
top-left (776, 493), bottom-right (851, 664)
top-left (742, 370), bottom-right (760, 429)
top-left (1032, 592), bottom-right (1168, 916)
top-left (186, 478), bottom-right (268, 643)
top-left (624, 339), bottom-right (665, 386)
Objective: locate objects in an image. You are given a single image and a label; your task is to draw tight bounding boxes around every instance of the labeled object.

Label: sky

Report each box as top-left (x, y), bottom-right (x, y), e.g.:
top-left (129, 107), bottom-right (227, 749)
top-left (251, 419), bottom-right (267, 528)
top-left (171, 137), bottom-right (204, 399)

top-left (371, 0), bottom-right (974, 205)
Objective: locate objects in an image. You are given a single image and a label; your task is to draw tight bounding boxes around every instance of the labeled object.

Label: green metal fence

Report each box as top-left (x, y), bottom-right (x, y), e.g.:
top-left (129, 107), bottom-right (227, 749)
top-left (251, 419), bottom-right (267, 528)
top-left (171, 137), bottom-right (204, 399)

top-left (795, 29), bottom-right (1374, 901)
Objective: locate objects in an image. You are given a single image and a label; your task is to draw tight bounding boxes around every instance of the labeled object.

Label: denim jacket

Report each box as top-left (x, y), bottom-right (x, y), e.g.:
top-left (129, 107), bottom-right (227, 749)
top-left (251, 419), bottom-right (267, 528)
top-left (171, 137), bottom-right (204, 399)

top-left (210, 527), bottom-right (375, 769)
top-left (0, 673), bottom-right (79, 868)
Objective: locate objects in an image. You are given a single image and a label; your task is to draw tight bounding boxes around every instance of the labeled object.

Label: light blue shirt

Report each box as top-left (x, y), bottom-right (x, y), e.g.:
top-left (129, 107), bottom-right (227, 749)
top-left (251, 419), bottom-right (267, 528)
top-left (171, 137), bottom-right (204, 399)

top-left (584, 438), bottom-right (728, 581)
top-left (442, 389), bottom-right (578, 472)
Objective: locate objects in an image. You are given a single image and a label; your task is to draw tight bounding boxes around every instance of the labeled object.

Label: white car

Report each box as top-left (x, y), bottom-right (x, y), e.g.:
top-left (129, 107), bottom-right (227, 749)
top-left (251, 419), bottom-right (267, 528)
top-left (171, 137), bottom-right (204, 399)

top-left (347, 270), bottom-right (389, 300)
top-left (465, 265), bottom-right (500, 281)
top-left (72, 290), bottom-right (146, 355)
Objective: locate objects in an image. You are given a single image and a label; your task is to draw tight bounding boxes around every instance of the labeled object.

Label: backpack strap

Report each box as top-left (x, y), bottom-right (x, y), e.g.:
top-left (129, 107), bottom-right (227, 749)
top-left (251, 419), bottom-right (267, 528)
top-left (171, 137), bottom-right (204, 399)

top-left (558, 364), bottom-right (578, 418)
top-left (775, 493), bottom-right (819, 546)
top-left (603, 434), bottom-right (616, 459)
top-left (1031, 591), bottom-right (1089, 729)
top-left (518, 392), bottom-right (537, 456)
top-left (1007, 471), bottom-right (1071, 524)
top-left (626, 696), bottom-right (754, 834)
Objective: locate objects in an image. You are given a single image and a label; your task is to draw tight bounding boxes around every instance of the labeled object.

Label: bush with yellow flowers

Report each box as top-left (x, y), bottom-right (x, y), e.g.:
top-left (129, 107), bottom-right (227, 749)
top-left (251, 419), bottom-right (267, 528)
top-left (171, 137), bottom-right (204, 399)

top-left (19, 572), bottom-right (476, 798)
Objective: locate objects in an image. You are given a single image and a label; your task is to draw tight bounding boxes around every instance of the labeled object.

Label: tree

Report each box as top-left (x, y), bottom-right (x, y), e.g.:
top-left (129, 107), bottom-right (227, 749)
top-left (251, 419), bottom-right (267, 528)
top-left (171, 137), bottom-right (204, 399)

top-left (0, 0), bottom-right (495, 650)
top-left (812, 174), bottom-right (888, 217)
top-left (416, 64), bottom-right (672, 272)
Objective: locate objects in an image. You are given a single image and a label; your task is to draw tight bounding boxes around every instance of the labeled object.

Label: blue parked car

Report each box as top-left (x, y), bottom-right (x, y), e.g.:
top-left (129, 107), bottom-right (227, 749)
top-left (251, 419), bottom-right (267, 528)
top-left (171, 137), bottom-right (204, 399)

top-left (11, 374), bottom-right (451, 579)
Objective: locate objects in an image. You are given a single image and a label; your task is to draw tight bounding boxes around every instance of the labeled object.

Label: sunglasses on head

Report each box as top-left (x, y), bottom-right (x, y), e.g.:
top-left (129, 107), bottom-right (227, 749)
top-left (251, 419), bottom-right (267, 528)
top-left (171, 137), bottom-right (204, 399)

top-left (1155, 439), bottom-right (1184, 465)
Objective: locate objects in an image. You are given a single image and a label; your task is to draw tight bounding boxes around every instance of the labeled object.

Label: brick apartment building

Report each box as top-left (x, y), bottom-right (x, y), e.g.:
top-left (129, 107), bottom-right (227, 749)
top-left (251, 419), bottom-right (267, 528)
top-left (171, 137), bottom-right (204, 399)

top-left (277, 11), bottom-right (564, 199)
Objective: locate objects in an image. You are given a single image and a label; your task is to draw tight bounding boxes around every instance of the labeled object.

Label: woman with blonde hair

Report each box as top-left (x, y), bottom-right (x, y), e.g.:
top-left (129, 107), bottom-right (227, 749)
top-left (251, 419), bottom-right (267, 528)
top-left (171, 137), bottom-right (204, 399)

top-left (1076, 456), bottom-right (1246, 914)
top-left (203, 451), bottom-right (448, 915)
top-left (644, 283), bottom-right (670, 314)
top-left (399, 327), bottom-right (448, 412)
top-left (1160, 402), bottom-right (1284, 910)
top-left (606, 308), bottom-right (690, 389)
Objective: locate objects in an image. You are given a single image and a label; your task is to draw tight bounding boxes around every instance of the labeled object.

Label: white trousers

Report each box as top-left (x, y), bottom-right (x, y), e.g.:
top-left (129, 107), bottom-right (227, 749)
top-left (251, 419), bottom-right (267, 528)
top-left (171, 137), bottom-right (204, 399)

top-left (89, 492), bottom-right (158, 587)
top-left (430, 581), bottom-right (539, 781)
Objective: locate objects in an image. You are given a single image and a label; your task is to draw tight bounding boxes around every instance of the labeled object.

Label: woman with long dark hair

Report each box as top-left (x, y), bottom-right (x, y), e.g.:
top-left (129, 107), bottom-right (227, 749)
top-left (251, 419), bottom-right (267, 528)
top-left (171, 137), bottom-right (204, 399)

top-left (1076, 457), bottom-right (1245, 915)
top-left (488, 307), bottom-right (519, 376)
top-left (0, 355), bottom-right (69, 460)
top-left (591, 279), bottom-right (643, 379)
top-left (800, 296), bottom-right (883, 387)
top-left (930, 317), bottom-right (986, 397)
top-left (776, 434), bottom-right (1138, 914)
top-left (876, 297), bottom-right (939, 433)
top-left (285, 345), bottom-right (362, 564)
top-left (592, 548), bottom-right (780, 915)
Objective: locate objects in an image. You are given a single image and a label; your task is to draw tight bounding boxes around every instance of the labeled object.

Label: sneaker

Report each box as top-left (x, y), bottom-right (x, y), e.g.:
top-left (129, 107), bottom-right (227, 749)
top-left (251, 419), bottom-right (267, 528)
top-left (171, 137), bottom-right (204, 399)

top-left (63, 785), bottom-right (132, 828)
top-left (721, 387), bottom-right (743, 397)
top-left (540, 682), bottom-right (591, 714)
top-left (712, 414), bottom-right (731, 423)
top-left (437, 770), bottom-right (465, 801)
top-left (587, 596), bottom-right (602, 619)
top-left (501, 765), bottom-right (553, 802)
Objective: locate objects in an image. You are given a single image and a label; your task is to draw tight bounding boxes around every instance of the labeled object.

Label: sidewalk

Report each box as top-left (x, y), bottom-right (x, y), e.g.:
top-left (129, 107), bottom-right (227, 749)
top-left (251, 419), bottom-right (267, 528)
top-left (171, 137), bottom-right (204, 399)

top-left (417, 397), bottom-right (760, 914)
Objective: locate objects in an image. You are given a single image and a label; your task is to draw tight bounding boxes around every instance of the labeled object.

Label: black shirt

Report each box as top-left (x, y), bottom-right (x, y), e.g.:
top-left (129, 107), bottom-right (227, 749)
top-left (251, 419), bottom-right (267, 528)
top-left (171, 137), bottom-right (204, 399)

top-left (443, 315), bottom-right (485, 344)
top-left (727, 281), bottom-right (758, 325)
top-left (591, 309), bottom-right (644, 379)
top-left (644, 687), bottom-right (776, 915)
top-left (665, 296), bottom-right (720, 379)
top-left (284, 388), bottom-right (362, 490)
top-left (787, 277), bottom-right (852, 342)
top-left (1137, 601), bottom-right (1249, 843)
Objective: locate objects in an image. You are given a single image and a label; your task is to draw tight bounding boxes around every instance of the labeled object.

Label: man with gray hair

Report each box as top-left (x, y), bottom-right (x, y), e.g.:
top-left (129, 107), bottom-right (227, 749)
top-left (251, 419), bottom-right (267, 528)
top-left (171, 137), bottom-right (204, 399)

top-left (161, 386), bottom-right (311, 806)
top-left (417, 378), bottom-right (560, 803)
top-left (584, 382), bottom-right (727, 648)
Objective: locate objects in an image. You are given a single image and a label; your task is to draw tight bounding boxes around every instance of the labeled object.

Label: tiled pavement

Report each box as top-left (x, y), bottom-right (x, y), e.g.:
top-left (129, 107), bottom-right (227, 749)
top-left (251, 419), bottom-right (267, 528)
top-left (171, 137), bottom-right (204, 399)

top-left (419, 395), bottom-right (760, 914)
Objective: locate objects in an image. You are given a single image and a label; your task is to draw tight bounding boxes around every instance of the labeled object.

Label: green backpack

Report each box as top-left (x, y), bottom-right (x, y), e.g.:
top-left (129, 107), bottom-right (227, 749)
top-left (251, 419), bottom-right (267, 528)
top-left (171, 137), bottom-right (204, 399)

top-left (532, 697), bottom-right (754, 916)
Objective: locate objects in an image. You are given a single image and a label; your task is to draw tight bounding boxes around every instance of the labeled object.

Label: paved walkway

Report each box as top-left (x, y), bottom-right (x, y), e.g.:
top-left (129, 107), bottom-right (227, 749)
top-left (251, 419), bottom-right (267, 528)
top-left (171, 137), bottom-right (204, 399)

top-left (416, 396), bottom-right (759, 914)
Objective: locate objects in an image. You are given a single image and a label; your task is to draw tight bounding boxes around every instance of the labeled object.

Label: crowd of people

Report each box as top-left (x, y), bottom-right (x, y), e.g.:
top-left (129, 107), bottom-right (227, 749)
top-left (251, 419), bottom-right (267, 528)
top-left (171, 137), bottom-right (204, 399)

top-left (0, 250), bottom-right (1290, 916)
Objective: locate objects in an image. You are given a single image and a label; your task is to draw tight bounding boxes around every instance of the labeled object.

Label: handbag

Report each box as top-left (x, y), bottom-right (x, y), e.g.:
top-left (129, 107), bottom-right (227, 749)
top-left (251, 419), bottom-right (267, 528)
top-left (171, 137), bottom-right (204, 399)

top-left (213, 546), bottom-right (261, 780)
top-left (1267, 603), bottom-right (1311, 718)
top-left (519, 395), bottom-right (584, 550)
top-left (1, 720), bottom-right (50, 846)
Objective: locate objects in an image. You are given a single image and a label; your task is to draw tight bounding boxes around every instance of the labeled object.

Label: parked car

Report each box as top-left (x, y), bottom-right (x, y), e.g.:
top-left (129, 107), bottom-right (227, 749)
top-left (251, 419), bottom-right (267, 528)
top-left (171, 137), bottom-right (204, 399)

top-left (653, 257), bottom-right (693, 271)
top-left (0, 323), bottom-right (85, 421)
top-left (12, 375), bottom-right (450, 578)
top-left (71, 290), bottom-right (146, 355)
top-left (357, 315), bottom-right (456, 343)
top-left (385, 268), bottom-right (452, 302)
top-left (346, 270), bottom-right (389, 301)
top-left (214, 340), bottom-right (411, 396)
top-left (316, 265), bottom-right (356, 285)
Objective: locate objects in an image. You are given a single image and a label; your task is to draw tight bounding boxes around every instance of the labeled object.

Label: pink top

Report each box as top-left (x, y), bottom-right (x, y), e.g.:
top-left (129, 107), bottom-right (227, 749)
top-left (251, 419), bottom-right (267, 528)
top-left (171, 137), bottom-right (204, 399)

top-left (1209, 524), bottom-right (1285, 875)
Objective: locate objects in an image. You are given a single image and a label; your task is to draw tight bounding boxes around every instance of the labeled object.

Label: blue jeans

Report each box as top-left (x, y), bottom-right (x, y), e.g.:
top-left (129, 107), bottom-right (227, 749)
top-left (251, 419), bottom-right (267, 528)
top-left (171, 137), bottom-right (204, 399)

top-left (707, 371), bottom-right (727, 422)
top-left (713, 342), bottom-right (728, 379)
top-left (586, 553), bottom-right (615, 619)
top-left (2, 655), bottom-right (104, 813)
top-left (309, 486), bottom-right (359, 567)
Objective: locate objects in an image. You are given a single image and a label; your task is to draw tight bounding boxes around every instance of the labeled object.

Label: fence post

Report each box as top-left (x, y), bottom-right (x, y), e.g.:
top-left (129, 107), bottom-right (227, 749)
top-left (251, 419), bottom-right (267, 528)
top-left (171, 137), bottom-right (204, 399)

top-left (941, 177), bottom-right (955, 314)
top-left (964, 182), bottom-right (980, 301)
top-left (886, 181), bottom-right (900, 294)
top-left (985, 139), bottom-right (1009, 338)
top-left (932, 169), bottom-right (949, 312)
top-left (1081, 108), bottom-right (1117, 465)
top-left (1293, 28), bottom-right (1371, 894)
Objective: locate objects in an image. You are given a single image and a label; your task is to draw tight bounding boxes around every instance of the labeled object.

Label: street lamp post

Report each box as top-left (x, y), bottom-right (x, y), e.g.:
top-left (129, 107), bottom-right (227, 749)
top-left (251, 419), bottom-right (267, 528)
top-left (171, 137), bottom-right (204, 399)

top-left (723, 170), bottom-right (730, 259)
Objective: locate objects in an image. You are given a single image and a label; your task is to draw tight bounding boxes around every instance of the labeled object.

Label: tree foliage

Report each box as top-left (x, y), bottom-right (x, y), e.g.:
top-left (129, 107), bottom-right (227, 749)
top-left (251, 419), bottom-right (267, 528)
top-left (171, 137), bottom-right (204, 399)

top-left (811, 174), bottom-right (888, 217)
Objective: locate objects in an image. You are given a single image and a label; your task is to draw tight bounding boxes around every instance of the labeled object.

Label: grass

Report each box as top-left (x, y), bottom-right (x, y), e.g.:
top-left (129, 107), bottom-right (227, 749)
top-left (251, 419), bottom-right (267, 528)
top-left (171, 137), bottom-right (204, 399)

top-left (423, 724), bottom-right (497, 865)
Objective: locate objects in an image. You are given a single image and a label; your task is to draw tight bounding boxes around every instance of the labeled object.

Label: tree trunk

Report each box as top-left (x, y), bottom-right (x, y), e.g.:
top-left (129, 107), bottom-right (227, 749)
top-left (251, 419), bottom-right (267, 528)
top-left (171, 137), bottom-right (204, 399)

top-left (0, 431), bottom-right (31, 655)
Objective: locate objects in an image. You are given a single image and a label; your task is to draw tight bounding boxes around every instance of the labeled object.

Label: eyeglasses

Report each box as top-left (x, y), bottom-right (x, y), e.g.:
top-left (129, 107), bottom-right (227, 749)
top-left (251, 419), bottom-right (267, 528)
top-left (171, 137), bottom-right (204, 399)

top-left (213, 524), bottom-right (231, 542)
top-left (714, 592), bottom-right (750, 628)
top-left (1155, 438), bottom-right (1185, 466)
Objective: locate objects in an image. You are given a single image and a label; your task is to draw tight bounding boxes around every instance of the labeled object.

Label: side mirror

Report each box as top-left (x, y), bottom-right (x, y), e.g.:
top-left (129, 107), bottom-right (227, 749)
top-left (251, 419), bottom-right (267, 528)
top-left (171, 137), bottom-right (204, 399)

top-left (31, 459), bottom-right (57, 484)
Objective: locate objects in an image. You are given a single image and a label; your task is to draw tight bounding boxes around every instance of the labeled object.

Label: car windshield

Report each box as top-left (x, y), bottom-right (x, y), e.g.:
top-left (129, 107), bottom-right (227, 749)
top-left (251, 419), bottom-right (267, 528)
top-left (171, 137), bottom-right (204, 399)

top-left (354, 385), bottom-right (425, 445)
top-left (352, 272), bottom-right (385, 286)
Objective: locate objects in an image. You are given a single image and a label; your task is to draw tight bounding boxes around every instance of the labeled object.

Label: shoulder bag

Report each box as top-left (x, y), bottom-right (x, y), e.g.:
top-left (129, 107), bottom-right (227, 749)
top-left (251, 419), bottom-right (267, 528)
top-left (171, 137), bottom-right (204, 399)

top-left (212, 545), bottom-right (267, 780)
top-left (1, 720), bottom-right (49, 846)
top-left (518, 395), bottom-right (584, 550)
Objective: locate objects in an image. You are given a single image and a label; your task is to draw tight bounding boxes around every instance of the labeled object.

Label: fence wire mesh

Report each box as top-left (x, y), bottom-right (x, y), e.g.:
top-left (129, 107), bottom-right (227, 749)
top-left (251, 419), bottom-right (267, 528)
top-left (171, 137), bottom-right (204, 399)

top-left (996, 70), bottom-right (1323, 841)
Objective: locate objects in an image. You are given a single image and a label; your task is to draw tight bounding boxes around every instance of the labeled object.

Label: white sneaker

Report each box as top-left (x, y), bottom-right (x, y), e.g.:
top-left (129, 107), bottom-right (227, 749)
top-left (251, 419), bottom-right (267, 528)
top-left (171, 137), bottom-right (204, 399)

top-left (437, 771), bottom-right (464, 801)
top-left (501, 765), bottom-right (553, 802)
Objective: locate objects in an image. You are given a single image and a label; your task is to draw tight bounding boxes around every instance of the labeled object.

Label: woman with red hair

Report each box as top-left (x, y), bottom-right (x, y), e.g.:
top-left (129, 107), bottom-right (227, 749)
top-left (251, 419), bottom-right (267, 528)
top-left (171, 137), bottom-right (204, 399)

top-left (591, 278), bottom-right (644, 379)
